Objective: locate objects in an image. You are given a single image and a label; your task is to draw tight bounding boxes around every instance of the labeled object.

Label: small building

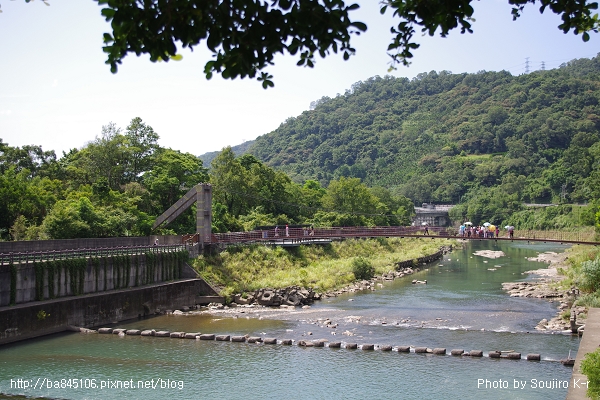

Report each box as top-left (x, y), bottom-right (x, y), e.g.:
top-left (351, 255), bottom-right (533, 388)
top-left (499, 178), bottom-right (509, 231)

top-left (413, 203), bottom-right (454, 227)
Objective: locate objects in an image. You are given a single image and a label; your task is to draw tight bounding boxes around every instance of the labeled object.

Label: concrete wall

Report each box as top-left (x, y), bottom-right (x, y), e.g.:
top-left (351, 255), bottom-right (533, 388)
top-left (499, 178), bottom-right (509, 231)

top-left (0, 279), bottom-right (220, 345)
top-left (0, 254), bottom-right (197, 307)
top-left (394, 249), bottom-right (445, 269)
top-left (0, 235), bottom-right (182, 254)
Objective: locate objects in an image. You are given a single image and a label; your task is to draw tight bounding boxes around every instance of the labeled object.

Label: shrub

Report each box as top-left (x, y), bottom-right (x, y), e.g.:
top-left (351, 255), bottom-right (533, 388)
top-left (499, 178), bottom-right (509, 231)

top-left (581, 348), bottom-right (600, 399)
top-left (577, 256), bottom-right (600, 293)
top-left (352, 257), bottom-right (374, 281)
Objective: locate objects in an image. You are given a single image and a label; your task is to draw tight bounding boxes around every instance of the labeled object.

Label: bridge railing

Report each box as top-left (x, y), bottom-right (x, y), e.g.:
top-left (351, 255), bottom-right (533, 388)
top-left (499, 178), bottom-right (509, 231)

top-left (513, 229), bottom-right (597, 243)
top-left (212, 226), bottom-right (599, 245)
top-left (212, 226), bottom-right (447, 244)
top-left (0, 243), bottom-right (187, 265)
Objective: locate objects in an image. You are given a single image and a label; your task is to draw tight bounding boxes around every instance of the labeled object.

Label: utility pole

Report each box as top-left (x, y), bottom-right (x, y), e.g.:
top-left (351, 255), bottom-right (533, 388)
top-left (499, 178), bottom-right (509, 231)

top-left (561, 183), bottom-right (567, 203)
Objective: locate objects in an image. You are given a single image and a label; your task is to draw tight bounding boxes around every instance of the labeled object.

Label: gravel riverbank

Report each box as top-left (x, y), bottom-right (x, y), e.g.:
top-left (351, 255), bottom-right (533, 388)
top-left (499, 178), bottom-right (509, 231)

top-left (501, 251), bottom-right (584, 332)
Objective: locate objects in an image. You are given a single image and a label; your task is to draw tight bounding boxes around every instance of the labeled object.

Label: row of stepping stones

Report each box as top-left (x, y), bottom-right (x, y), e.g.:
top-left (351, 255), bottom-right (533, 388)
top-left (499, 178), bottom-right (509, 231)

top-left (97, 328), bottom-right (541, 360)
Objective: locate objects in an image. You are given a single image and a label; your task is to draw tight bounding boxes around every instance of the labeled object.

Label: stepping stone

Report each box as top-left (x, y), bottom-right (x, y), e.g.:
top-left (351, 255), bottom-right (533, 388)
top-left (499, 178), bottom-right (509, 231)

top-left (488, 351), bottom-right (501, 358)
top-left (469, 350), bottom-right (483, 357)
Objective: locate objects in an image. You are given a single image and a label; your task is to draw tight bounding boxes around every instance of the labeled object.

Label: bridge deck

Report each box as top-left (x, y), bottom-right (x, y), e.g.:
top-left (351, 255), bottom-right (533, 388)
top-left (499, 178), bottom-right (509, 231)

top-left (212, 226), bottom-right (599, 246)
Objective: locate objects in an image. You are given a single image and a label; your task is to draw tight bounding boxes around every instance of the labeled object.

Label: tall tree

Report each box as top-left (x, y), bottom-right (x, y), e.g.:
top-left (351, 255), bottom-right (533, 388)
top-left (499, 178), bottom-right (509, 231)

top-left (210, 147), bottom-right (252, 217)
top-left (143, 148), bottom-right (209, 213)
top-left (124, 117), bottom-right (160, 182)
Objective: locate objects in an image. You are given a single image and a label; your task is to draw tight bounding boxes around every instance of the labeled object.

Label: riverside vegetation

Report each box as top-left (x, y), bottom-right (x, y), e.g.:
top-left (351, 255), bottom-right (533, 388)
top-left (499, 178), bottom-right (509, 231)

top-left (543, 244), bottom-right (600, 398)
top-left (192, 237), bottom-right (449, 302)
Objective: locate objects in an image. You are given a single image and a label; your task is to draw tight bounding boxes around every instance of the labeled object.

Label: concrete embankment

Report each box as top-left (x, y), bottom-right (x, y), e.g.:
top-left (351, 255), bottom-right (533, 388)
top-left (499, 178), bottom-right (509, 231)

top-left (0, 278), bottom-right (222, 345)
top-left (567, 307), bottom-right (600, 400)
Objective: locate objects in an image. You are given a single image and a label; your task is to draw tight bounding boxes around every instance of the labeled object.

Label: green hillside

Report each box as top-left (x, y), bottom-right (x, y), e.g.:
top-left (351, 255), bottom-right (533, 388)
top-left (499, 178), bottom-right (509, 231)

top-left (248, 55), bottom-right (600, 208)
top-left (4, 56), bottom-right (600, 241)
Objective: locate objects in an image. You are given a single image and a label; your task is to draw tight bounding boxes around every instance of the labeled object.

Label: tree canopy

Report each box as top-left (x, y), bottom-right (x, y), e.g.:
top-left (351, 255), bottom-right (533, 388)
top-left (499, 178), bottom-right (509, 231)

top-left (94, 0), bottom-right (599, 87)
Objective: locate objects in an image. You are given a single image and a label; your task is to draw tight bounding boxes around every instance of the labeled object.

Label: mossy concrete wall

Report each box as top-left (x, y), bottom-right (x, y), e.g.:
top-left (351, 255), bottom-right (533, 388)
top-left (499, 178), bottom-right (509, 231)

top-left (0, 278), bottom-right (221, 346)
top-left (0, 254), bottom-right (197, 307)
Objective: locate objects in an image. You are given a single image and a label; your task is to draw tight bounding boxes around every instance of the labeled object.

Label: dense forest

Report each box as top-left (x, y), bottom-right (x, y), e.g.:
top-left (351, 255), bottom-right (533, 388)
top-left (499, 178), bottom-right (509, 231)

top-left (0, 120), bottom-right (413, 240)
top-left (3, 55), bottom-right (600, 240)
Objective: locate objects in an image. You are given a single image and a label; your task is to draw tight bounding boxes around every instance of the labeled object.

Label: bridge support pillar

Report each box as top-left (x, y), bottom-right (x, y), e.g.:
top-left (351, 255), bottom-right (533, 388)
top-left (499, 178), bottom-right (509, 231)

top-left (196, 183), bottom-right (212, 247)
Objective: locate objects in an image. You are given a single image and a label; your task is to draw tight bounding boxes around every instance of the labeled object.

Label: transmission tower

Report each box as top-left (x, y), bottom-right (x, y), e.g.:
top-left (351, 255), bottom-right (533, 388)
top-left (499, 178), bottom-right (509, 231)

top-left (541, 61), bottom-right (546, 71)
top-left (525, 57), bottom-right (530, 74)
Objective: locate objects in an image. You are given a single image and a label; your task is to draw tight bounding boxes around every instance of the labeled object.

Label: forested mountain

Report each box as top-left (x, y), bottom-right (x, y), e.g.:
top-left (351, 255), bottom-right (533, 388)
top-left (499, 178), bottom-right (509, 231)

top-left (248, 55), bottom-right (600, 211)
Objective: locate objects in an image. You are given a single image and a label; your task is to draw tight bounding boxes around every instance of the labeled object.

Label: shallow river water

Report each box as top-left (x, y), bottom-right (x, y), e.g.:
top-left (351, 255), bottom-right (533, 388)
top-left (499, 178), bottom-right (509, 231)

top-left (0, 240), bottom-right (585, 399)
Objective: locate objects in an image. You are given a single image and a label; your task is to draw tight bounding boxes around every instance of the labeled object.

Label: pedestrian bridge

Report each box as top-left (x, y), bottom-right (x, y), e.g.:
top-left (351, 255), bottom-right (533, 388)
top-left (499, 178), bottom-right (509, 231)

top-left (185, 226), bottom-right (599, 247)
top-left (154, 184), bottom-right (599, 249)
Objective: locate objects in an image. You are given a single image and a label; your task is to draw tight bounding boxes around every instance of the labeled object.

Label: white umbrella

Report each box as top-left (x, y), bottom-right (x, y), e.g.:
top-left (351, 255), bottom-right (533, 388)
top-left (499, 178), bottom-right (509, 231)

top-left (464, 222), bottom-right (473, 226)
top-left (421, 222), bottom-right (429, 226)
top-left (504, 225), bottom-right (510, 229)
top-left (483, 222), bottom-right (491, 227)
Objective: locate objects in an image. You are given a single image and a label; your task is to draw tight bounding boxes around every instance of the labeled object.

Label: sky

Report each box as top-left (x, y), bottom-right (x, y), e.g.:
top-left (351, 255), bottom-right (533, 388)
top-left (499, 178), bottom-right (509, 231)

top-left (0, 0), bottom-right (598, 158)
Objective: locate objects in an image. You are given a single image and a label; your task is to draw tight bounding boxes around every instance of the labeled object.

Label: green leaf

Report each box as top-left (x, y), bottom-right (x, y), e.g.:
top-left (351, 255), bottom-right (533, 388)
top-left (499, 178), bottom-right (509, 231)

top-left (350, 21), bottom-right (367, 32)
top-left (170, 54), bottom-right (183, 61)
top-left (101, 8), bottom-right (115, 20)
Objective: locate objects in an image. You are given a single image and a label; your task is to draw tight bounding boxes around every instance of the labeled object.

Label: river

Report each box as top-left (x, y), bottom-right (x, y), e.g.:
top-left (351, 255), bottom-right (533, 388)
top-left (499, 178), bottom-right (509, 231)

top-left (0, 240), bottom-right (583, 399)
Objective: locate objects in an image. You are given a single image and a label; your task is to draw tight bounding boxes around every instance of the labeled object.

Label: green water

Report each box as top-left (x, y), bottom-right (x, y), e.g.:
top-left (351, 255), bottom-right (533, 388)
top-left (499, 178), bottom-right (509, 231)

top-left (0, 241), bottom-right (585, 399)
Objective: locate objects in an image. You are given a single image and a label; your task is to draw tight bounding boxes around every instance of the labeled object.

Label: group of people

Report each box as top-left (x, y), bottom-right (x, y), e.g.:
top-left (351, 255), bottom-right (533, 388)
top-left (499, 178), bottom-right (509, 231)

top-left (272, 225), bottom-right (315, 238)
top-left (458, 224), bottom-right (514, 239)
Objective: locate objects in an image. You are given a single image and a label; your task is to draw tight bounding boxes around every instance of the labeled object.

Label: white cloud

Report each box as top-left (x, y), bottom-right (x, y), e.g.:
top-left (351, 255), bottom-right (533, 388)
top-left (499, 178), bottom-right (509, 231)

top-left (0, 110), bottom-right (13, 116)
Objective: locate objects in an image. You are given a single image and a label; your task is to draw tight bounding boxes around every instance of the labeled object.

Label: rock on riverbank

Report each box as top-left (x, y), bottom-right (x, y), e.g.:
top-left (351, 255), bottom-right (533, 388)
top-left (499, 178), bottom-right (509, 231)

top-left (501, 251), bottom-right (585, 331)
top-left (233, 286), bottom-right (320, 307)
